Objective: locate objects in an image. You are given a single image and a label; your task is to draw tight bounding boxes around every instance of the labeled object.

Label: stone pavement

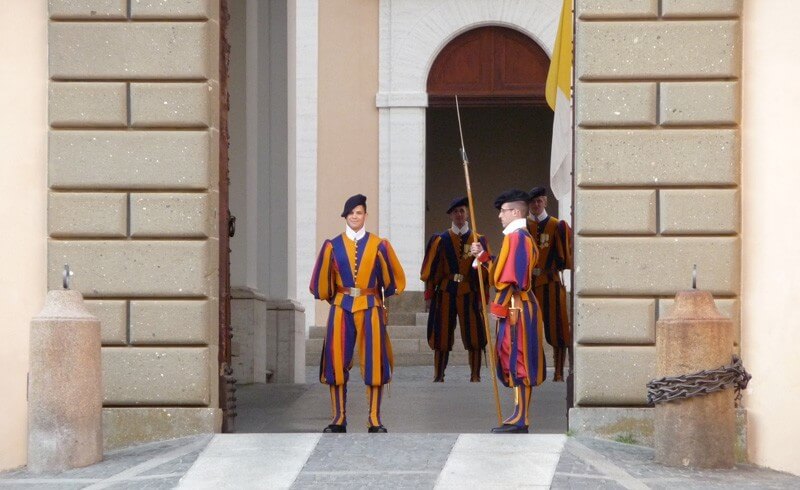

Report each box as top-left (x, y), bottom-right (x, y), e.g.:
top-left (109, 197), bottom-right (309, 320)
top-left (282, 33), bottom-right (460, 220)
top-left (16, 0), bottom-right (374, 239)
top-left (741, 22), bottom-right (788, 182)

top-left (2, 367), bottom-right (799, 488)
top-left (4, 433), bottom-right (799, 489)
top-left (177, 433), bottom-right (565, 488)
top-left (236, 366), bottom-right (570, 434)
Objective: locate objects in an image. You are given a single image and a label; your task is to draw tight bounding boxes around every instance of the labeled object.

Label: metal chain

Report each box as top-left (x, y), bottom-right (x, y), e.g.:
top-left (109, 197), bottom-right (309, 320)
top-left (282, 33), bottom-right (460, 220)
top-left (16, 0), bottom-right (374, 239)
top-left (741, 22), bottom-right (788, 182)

top-left (647, 355), bottom-right (752, 407)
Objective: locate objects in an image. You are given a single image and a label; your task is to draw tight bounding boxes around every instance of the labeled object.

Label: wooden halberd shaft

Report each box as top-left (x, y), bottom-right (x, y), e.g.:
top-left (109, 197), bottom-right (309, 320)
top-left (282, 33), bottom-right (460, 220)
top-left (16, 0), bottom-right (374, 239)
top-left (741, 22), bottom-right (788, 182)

top-left (456, 95), bottom-right (503, 425)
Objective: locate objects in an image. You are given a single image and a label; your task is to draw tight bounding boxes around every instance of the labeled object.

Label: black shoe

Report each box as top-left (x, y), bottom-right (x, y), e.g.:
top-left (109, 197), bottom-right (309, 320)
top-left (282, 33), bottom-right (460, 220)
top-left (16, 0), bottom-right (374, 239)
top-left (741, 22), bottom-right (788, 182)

top-left (368, 425), bottom-right (388, 433)
top-left (323, 424), bottom-right (346, 433)
top-left (491, 424), bottom-right (528, 434)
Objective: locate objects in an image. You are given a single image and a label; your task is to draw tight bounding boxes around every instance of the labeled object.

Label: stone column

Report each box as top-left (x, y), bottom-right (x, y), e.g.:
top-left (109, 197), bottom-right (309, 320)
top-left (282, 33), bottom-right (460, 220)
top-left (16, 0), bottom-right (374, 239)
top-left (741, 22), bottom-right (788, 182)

top-left (28, 290), bottom-right (102, 472)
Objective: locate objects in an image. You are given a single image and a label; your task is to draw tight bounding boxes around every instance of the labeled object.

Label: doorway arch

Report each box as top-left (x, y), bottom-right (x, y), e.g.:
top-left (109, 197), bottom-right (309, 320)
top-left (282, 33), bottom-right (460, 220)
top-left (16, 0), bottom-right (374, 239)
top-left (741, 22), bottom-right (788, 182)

top-left (376, 0), bottom-right (560, 284)
top-left (427, 26), bottom-right (549, 107)
top-left (424, 25), bottom-right (556, 259)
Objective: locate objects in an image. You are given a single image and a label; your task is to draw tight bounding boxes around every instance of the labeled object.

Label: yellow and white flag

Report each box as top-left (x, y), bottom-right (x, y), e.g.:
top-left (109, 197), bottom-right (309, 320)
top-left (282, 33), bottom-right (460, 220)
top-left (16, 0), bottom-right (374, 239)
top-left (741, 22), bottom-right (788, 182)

top-left (546, 0), bottom-right (573, 200)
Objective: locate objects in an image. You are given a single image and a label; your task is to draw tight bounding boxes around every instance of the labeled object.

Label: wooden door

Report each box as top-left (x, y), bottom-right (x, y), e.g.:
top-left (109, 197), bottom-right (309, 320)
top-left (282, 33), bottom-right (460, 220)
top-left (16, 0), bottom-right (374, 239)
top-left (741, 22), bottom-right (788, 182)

top-left (218, 0), bottom-right (236, 433)
top-left (427, 26), bottom-right (550, 107)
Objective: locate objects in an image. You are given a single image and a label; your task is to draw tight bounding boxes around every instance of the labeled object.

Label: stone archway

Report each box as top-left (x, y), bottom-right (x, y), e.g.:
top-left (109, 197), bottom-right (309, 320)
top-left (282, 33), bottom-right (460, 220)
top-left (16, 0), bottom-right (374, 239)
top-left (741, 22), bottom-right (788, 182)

top-left (424, 25), bottom-right (555, 256)
top-left (376, 0), bottom-right (560, 286)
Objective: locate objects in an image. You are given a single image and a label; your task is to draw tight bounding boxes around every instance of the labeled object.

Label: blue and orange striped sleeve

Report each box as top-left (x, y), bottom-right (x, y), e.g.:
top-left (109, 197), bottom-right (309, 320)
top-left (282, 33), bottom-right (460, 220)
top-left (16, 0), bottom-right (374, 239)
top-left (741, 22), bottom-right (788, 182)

top-left (309, 240), bottom-right (335, 301)
top-left (420, 235), bottom-right (442, 299)
top-left (378, 239), bottom-right (406, 298)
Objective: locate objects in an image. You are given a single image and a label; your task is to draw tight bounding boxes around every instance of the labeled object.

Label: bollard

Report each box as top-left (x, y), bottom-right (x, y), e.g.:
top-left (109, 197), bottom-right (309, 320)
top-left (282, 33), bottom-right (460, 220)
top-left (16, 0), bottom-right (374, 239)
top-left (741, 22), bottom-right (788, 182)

top-left (653, 290), bottom-right (735, 468)
top-left (28, 289), bottom-right (103, 472)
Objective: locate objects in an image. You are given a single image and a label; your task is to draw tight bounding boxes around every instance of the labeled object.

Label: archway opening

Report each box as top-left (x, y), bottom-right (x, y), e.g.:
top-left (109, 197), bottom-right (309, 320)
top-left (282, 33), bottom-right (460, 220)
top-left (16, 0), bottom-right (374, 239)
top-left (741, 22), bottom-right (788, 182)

top-left (425, 26), bottom-right (569, 430)
top-left (425, 26), bottom-right (557, 255)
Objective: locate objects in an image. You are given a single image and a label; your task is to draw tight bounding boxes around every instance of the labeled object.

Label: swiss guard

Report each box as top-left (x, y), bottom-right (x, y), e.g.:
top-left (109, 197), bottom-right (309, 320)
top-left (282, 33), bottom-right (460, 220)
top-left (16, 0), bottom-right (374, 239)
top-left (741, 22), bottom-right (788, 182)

top-left (420, 196), bottom-right (491, 382)
top-left (309, 194), bottom-right (406, 433)
top-left (470, 189), bottom-right (546, 434)
top-left (526, 186), bottom-right (574, 381)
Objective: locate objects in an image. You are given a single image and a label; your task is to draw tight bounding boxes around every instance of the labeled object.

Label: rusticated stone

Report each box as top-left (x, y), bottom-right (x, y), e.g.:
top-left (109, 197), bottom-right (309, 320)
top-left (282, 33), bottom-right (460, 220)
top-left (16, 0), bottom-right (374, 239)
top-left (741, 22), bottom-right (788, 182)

top-left (576, 0), bottom-right (658, 19)
top-left (103, 407), bottom-right (220, 450)
top-left (576, 189), bottom-right (656, 235)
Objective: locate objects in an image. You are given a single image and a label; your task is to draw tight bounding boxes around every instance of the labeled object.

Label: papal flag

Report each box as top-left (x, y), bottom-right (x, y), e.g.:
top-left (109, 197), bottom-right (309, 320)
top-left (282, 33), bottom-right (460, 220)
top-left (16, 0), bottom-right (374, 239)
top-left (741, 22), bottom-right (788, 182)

top-left (546, 0), bottom-right (573, 200)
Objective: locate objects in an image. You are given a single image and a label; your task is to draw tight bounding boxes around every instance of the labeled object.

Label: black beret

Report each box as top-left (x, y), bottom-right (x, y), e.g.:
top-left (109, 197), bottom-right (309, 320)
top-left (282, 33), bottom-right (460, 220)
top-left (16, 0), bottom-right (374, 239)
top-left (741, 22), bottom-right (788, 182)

top-left (445, 196), bottom-right (469, 214)
top-left (493, 189), bottom-right (530, 210)
top-left (528, 186), bottom-right (547, 200)
top-left (341, 194), bottom-right (367, 217)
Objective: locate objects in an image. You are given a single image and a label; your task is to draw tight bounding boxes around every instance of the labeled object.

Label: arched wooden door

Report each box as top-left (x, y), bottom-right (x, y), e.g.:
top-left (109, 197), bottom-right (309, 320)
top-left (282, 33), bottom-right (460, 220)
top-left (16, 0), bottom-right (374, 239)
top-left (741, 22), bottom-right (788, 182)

top-left (427, 26), bottom-right (550, 107)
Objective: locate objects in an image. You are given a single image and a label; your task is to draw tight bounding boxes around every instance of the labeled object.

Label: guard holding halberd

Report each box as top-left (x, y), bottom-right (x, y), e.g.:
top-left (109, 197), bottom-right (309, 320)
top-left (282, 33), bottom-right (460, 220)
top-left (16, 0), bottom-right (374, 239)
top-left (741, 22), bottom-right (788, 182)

top-left (471, 189), bottom-right (546, 434)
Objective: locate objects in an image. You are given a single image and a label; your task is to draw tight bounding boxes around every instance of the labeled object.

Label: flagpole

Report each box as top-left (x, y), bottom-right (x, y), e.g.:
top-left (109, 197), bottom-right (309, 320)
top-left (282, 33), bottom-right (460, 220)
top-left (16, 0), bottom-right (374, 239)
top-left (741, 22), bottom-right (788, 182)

top-left (455, 95), bottom-right (503, 426)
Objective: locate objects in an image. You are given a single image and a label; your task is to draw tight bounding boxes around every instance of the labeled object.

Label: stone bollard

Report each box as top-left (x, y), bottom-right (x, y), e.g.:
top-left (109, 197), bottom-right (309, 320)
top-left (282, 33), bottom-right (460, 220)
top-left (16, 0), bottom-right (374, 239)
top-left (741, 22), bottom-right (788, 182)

top-left (654, 290), bottom-right (735, 468)
top-left (28, 289), bottom-right (103, 472)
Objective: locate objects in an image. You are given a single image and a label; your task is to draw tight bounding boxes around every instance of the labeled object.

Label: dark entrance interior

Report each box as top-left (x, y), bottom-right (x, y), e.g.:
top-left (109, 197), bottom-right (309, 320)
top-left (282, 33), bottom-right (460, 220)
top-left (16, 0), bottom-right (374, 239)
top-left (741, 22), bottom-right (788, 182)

top-left (426, 106), bottom-right (553, 254)
top-left (424, 26), bottom-right (558, 254)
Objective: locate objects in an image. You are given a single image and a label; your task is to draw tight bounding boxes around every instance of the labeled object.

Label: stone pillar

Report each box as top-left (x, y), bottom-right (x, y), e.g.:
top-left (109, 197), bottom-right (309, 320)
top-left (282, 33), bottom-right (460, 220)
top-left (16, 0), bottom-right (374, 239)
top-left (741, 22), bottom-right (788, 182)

top-left (28, 290), bottom-right (102, 472)
top-left (654, 290), bottom-right (735, 468)
top-left (266, 299), bottom-right (306, 384)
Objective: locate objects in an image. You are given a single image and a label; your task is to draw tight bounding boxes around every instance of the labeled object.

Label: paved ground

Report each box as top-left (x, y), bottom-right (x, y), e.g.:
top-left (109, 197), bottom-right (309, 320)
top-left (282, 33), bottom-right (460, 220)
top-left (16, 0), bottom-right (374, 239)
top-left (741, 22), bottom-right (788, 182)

top-left (236, 366), bottom-right (569, 434)
top-left (2, 367), bottom-right (798, 488)
top-left (0, 436), bottom-right (209, 489)
top-left (177, 433), bottom-right (565, 488)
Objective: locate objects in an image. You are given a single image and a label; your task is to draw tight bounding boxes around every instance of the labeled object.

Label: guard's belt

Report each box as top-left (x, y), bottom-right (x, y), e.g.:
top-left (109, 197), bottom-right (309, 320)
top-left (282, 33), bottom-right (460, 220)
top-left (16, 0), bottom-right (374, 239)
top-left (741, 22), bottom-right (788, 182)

top-left (438, 273), bottom-right (465, 290)
top-left (449, 273), bottom-right (465, 283)
top-left (336, 286), bottom-right (379, 298)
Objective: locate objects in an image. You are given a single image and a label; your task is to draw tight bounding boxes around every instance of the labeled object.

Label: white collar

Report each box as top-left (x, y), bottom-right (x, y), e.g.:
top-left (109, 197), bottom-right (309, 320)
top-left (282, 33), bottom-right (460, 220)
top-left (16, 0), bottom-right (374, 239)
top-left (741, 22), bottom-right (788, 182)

top-left (450, 222), bottom-right (470, 235)
top-left (503, 218), bottom-right (527, 235)
top-left (529, 211), bottom-right (548, 222)
top-left (345, 226), bottom-right (366, 241)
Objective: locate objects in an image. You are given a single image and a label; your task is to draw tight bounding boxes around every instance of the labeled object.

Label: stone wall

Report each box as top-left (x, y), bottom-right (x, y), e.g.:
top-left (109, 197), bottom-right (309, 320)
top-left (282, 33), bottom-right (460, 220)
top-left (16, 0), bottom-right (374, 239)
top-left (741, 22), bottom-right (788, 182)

top-left (47, 0), bottom-right (221, 448)
top-left (572, 0), bottom-right (741, 434)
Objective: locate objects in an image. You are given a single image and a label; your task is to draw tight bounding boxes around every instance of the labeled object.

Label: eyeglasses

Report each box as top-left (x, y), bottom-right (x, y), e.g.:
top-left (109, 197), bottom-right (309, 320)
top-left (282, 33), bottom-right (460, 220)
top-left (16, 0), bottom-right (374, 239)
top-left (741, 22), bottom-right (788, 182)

top-left (499, 207), bottom-right (515, 213)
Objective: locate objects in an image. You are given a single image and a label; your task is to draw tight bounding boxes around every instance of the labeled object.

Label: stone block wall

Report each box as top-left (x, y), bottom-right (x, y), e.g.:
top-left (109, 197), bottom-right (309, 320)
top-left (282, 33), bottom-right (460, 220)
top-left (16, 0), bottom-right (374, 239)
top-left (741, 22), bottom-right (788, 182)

top-left (47, 0), bottom-right (221, 448)
top-left (573, 0), bottom-right (741, 416)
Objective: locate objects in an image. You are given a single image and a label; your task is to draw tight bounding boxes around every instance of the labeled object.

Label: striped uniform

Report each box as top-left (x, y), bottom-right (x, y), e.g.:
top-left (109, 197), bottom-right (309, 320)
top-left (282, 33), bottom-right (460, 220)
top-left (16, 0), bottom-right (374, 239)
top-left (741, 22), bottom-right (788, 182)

top-left (488, 226), bottom-right (546, 428)
top-left (527, 216), bottom-right (573, 348)
top-left (309, 232), bottom-right (405, 428)
top-left (420, 230), bottom-right (490, 352)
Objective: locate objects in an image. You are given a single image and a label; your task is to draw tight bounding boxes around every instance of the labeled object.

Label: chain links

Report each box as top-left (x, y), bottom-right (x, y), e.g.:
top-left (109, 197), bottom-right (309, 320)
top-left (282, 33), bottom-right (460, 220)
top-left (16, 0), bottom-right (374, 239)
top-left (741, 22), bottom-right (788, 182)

top-left (647, 355), bottom-right (752, 406)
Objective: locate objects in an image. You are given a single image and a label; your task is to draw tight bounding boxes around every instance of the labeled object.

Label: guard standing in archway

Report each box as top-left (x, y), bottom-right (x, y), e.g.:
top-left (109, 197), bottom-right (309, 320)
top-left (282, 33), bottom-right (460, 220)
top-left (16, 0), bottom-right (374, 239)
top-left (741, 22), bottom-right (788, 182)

top-left (309, 194), bottom-right (406, 433)
top-left (526, 186), bottom-right (573, 381)
top-left (471, 189), bottom-right (546, 433)
top-left (421, 196), bottom-right (491, 382)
